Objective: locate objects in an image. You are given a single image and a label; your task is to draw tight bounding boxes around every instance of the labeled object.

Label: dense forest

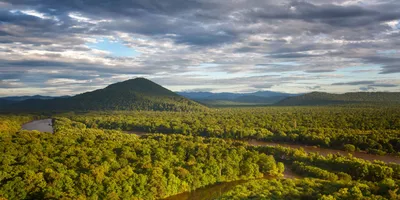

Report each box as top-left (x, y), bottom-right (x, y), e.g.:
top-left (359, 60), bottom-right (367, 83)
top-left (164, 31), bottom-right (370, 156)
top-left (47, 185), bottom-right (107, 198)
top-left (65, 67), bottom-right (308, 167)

top-left (277, 92), bottom-right (400, 106)
top-left (0, 117), bottom-right (283, 199)
top-left (1, 104), bottom-right (400, 199)
top-left (67, 106), bottom-right (400, 155)
top-left (0, 115), bottom-right (36, 133)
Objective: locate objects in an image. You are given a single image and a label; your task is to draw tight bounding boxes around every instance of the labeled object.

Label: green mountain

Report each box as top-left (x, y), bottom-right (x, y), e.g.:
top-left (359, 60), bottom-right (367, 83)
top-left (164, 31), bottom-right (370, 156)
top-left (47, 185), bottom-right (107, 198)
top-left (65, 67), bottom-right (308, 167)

top-left (276, 92), bottom-right (400, 106)
top-left (0, 95), bottom-right (58, 102)
top-left (195, 95), bottom-right (287, 107)
top-left (233, 95), bottom-right (287, 104)
top-left (5, 78), bottom-right (207, 112)
top-left (0, 99), bottom-right (13, 107)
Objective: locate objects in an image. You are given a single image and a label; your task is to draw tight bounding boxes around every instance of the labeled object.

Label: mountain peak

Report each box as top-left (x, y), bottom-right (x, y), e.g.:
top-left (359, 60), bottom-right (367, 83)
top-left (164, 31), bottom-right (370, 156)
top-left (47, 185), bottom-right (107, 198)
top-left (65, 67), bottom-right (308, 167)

top-left (3, 78), bottom-right (206, 112)
top-left (104, 77), bottom-right (177, 97)
top-left (107, 77), bottom-right (153, 87)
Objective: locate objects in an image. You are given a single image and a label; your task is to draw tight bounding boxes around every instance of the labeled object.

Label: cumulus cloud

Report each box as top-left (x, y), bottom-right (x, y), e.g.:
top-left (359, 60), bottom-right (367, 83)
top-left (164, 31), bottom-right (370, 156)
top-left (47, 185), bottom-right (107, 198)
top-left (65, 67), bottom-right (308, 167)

top-left (359, 86), bottom-right (376, 91)
top-left (0, 79), bottom-right (24, 88)
top-left (332, 80), bottom-right (398, 91)
top-left (306, 86), bottom-right (322, 90)
top-left (332, 81), bottom-right (376, 86)
top-left (1, 0), bottom-right (400, 96)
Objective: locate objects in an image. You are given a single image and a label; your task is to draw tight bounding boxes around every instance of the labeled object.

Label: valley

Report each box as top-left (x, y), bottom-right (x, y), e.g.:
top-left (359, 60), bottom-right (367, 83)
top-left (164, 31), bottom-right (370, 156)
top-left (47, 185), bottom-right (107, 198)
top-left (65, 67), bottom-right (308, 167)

top-left (1, 78), bottom-right (400, 200)
top-left (4, 0), bottom-right (400, 199)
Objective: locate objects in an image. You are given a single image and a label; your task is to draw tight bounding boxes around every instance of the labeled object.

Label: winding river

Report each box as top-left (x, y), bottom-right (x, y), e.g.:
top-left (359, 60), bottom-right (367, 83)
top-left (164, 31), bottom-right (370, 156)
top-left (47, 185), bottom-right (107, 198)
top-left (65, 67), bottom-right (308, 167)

top-left (21, 119), bottom-right (53, 133)
top-left (162, 172), bottom-right (301, 200)
top-left (128, 132), bottom-right (400, 165)
top-left (21, 121), bottom-right (399, 164)
top-left (249, 140), bottom-right (400, 164)
top-left (162, 179), bottom-right (249, 200)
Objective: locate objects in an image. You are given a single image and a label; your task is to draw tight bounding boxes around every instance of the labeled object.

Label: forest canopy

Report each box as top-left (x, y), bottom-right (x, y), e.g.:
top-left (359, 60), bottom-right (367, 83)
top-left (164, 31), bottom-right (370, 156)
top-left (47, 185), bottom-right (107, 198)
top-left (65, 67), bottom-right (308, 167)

top-left (1, 105), bottom-right (399, 199)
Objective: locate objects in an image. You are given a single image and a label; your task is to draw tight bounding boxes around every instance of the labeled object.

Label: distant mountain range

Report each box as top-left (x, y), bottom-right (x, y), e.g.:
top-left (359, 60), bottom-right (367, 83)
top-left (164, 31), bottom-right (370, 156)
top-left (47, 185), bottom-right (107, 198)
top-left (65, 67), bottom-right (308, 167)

top-left (178, 91), bottom-right (299, 105)
top-left (276, 92), bottom-right (400, 106)
top-left (0, 95), bottom-right (60, 108)
top-left (0, 78), bottom-right (206, 112)
top-left (0, 95), bottom-right (69, 102)
top-left (1, 81), bottom-right (399, 111)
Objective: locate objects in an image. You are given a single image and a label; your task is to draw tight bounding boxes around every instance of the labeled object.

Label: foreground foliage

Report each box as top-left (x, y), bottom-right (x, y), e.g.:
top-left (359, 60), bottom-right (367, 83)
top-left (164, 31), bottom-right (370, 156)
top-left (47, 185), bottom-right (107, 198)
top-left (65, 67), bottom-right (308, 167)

top-left (0, 118), bottom-right (282, 199)
top-left (0, 115), bottom-right (35, 134)
top-left (255, 145), bottom-right (400, 182)
top-left (1, 104), bottom-right (400, 200)
top-left (217, 178), bottom-right (400, 200)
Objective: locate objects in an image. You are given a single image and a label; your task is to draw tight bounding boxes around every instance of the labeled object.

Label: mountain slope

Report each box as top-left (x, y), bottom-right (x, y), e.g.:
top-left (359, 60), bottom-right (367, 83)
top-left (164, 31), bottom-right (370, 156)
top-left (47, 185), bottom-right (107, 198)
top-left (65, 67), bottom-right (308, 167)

top-left (276, 92), bottom-right (400, 106)
top-left (178, 91), bottom-right (299, 105)
top-left (0, 99), bottom-right (13, 108)
top-left (233, 95), bottom-right (287, 104)
top-left (6, 78), bottom-right (207, 112)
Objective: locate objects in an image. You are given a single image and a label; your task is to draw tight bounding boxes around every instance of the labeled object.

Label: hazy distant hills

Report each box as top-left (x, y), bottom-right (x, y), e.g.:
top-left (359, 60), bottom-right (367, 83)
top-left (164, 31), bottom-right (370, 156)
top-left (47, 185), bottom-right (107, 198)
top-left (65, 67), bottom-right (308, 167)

top-left (2, 81), bottom-right (399, 111)
top-left (0, 95), bottom-right (58, 102)
top-left (276, 92), bottom-right (400, 106)
top-left (0, 99), bottom-right (14, 107)
top-left (178, 91), bottom-right (299, 106)
top-left (1, 78), bottom-right (206, 112)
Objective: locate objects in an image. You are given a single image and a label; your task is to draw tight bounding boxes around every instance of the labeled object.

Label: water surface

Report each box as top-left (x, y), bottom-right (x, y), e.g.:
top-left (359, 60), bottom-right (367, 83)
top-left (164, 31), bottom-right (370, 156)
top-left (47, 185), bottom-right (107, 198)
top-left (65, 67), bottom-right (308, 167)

top-left (21, 119), bottom-right (53, 133)
top-left (249, 140), bottom-right (400, 164)
top-left (163, 179), bottom-right (249, 200)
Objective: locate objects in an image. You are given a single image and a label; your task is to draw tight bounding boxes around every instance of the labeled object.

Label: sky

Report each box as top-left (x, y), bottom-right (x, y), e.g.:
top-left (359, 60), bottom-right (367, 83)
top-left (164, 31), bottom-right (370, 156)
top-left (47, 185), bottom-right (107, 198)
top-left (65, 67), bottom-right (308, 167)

top-left (0, 0), bottom-right (400, 96)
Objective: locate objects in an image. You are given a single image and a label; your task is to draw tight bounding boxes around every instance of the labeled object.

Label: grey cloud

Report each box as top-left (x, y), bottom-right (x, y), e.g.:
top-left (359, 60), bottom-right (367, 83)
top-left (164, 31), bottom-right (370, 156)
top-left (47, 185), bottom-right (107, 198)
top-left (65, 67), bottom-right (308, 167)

top-left (332, 81), bottom-right (398, 89)
top-left (305, 69), bottom-right (336, 73)
top-left (251, 1), bottom-right (399, 27)
top-left (270, 53), bottom-right (320, 59)
top-left (0, 80), bottom-right (24, 88)
top-left (361, 57), bottom-right (400, 74)
top-left (332, 81), bottom-right (376, 86)
top-left (306, 86), bottom-right (321, 90)
top-left (3, 59), bottom-right (160, 75)
top-left (1, 0), bottom-right (400, 94)
top-left (380, 65), bottom-right (400, 74)
top-left (359, 86), bottom-right (376, 91)
top-left (370, 83), bottom-right (398, 88)
top-left (181, 88), bottom-right (215, 92)
top-left (251, 83), bottom-right (275, 89)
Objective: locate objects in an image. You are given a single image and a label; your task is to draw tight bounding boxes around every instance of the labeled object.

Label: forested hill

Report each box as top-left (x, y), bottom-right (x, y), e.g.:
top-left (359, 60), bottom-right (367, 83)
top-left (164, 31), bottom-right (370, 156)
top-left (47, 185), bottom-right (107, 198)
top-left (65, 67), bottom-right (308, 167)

top-left (2, 78), bottom-right (207, 112)
top-left (276, 92), bottom-right (400, 106)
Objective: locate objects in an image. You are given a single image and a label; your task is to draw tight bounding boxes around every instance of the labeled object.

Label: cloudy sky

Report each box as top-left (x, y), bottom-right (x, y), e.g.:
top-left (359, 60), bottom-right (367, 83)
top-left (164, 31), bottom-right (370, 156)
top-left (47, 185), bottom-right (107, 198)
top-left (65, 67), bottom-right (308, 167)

top-left (1, 0), bottom-right (400, 96)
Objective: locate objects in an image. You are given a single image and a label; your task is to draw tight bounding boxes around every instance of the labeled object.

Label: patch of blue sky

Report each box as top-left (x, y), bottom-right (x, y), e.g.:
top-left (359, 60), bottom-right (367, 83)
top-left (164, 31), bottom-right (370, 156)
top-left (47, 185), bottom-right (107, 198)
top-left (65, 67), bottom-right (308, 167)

top-left (197, 63), bottom-right (219, 68)
top-left (395, 21), bottom-right (400, 29)
top-left (256, 61), bottom-right (302, 67)
top-left (271, 61), bottom-right (302, 66)
top-left (376, 49), bottom-right (398, 55)
top-left (87, 38), bottom-right (139, 57)
top-left (339, 65), bottom-right (382, 75)
top-left (332, 65), bottom-right (387, 81)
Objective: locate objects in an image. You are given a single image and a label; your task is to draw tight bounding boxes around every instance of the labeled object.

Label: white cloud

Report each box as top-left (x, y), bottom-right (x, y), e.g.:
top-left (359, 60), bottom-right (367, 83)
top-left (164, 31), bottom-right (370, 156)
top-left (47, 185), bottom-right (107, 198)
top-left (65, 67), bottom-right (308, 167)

top-left (68, 12), bottom-right (112, 24)
top-left (45, 78), bottom-right (90, 86)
